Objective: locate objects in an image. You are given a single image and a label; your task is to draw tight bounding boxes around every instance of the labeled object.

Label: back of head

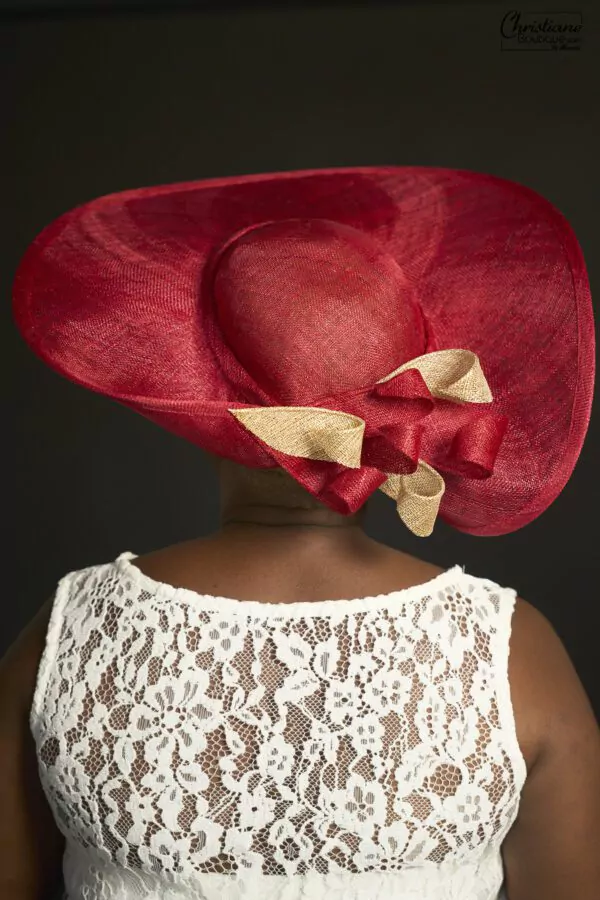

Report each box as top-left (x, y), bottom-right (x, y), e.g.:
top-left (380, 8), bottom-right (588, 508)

top-left (203, 451), bottom-right (329, 511)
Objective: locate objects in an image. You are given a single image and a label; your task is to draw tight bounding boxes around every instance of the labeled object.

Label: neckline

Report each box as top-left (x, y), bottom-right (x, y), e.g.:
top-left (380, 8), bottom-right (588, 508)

top-left (115, 551), bottom-right (466, 618)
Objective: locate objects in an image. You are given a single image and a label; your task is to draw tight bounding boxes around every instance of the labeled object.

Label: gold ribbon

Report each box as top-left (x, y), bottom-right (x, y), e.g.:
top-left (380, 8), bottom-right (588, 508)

top-left (229, 350), bottom-right (493, 537)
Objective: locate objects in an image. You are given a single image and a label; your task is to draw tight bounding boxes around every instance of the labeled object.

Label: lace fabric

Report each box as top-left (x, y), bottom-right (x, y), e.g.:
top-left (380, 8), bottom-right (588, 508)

top-left (30, 552), bottom-right (527, 900)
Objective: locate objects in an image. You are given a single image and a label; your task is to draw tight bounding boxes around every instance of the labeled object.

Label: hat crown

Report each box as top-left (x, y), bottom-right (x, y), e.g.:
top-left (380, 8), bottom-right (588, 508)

top-left (211, 218), bottom-right (427, 403)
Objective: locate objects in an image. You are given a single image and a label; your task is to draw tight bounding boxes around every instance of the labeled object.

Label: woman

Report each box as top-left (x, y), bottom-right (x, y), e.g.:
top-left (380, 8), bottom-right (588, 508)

top-left (3, 166), bottom-right (600, 899)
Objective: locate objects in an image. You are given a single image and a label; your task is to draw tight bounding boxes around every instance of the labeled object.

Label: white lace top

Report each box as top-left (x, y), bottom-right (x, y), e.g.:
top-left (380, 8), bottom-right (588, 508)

top-left (30, 551), bottom-right (527, 900)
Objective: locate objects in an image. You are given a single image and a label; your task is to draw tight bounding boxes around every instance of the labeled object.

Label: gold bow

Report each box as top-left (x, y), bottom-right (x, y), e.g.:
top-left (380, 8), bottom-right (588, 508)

top-left (229, 350), bottom-right (493, 537)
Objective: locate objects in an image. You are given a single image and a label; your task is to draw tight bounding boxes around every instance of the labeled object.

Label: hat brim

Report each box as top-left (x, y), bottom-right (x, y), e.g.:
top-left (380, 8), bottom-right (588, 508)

top-left (13, 166), bottom-right (594, 536)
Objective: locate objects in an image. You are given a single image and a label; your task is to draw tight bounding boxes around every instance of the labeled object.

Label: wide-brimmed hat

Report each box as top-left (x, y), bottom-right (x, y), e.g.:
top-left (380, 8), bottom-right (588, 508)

top-left (12, 166), bottom-right (594, 537)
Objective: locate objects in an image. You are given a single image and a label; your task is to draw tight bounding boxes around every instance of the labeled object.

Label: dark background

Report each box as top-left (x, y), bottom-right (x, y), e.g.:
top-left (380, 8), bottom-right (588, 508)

top-left (5, 0), bottom-right (599, 729)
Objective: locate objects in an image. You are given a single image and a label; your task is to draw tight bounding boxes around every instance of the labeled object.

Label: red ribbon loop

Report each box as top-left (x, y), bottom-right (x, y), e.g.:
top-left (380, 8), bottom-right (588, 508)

top-left (362, 422), bottom-right (425, 475)
top-left (370, 367), bottom-right (436, 411)
top-left (441, 411), bottom-right (509, 479)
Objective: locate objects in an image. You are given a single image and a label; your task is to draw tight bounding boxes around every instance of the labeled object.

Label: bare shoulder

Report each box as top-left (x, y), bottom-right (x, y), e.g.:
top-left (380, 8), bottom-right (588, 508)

top-left (0, 595), bottom-right (66, 899)
top-left (508, 596), bottom-right (598, 771)
top-left (0, 595), bottom-right (55, 708)
top-left (394, 559), bottom-right (597, 783)
top-left (501, 595), bottom-right (600, 899)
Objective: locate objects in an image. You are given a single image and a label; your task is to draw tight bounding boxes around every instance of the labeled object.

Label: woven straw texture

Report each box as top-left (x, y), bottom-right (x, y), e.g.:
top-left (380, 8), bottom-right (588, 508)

top-left (12, 166), bottom-right (595, 536)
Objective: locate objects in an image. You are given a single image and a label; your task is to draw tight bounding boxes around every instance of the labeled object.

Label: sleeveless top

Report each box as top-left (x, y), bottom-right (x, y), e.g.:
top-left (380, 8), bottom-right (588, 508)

top-left (29, 551), bottom-right (528, 900)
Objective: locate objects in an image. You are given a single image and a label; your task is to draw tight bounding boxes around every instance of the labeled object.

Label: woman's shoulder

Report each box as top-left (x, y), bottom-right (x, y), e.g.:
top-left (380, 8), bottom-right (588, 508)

top-left (0, 596), bottom-right (55, 716)
top-left (507, 595), bottom-right (597, 777)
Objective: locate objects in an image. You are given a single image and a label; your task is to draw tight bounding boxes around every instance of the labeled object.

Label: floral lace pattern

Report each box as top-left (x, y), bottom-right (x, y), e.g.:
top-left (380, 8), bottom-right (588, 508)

top-left (30, 553), bottom-right (526, 900)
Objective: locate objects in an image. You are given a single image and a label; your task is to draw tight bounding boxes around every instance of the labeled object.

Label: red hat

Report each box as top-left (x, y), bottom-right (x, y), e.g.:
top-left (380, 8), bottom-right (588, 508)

top-left (12, 166), bottom-right (594, 537)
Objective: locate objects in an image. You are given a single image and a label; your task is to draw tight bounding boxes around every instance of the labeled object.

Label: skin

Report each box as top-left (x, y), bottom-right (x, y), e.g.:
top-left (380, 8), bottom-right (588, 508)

top-left (140, 454), bottom-right (447, 603)
top-left (209, 452), bottom-right (376, 543)
top-left (1, 454), bottom-right (599, 898)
